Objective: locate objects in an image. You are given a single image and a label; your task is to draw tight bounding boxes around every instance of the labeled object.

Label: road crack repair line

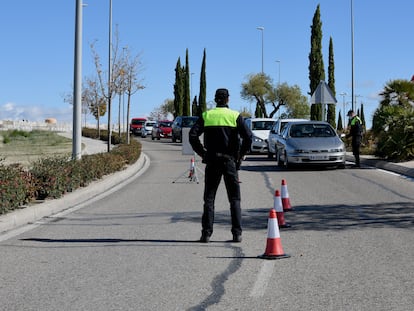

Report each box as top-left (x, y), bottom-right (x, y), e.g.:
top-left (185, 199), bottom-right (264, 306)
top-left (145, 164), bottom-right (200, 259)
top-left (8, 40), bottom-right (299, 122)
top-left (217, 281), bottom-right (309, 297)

top-left (187, 246), bottom-right (244, 311)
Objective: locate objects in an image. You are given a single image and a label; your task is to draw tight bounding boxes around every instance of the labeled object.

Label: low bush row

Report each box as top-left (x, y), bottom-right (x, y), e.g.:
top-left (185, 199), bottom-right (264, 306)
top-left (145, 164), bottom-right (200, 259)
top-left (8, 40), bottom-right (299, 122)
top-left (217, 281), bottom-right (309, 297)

top-left (0, 129), bottom-right (141, 215)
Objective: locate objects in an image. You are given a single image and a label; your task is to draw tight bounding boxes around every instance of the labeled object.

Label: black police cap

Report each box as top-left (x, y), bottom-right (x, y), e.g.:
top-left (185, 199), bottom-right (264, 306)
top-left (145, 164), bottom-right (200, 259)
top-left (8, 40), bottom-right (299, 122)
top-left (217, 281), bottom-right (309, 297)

top-left (215, 88), bottom-right (230, 99)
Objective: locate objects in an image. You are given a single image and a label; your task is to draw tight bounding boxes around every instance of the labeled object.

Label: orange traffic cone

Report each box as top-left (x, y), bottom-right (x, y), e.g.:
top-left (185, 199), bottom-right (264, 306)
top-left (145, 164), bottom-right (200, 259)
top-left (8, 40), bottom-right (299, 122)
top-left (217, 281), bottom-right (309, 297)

top-left (281, 179), bottom-right (293, 211)
top-left (188, 157), bottom-right (195, 178)
top-left (274, 190), bottom-right (291, 228)
top-left (258, 208), bottom-right (290, 260)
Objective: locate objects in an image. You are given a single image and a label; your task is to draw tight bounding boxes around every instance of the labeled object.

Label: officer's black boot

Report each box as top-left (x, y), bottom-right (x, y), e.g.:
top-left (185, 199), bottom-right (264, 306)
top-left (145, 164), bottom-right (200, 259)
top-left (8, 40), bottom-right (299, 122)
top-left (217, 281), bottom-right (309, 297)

top-left (355, 154), bottom-right (360, 167)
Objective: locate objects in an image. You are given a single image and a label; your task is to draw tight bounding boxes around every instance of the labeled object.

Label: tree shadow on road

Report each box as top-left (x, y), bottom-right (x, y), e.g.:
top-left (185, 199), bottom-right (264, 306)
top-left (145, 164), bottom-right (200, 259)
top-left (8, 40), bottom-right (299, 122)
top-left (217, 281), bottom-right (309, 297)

top-left (242, 201), bottom-right (414, 231)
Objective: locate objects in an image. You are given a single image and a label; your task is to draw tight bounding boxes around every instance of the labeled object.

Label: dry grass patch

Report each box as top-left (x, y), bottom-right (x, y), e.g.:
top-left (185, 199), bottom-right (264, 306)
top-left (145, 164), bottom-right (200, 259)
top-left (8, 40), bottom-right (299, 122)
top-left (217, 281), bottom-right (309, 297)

top-left (0, 130), bottom-right (73, 168)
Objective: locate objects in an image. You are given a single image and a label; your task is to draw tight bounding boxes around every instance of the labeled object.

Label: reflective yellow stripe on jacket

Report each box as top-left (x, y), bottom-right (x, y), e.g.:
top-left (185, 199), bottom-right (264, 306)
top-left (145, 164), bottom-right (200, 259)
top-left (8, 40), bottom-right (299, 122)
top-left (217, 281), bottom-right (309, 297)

top-left (350, 116), bottom-right (361, 126)
top-left (203, 107), bottom-right (239, 127)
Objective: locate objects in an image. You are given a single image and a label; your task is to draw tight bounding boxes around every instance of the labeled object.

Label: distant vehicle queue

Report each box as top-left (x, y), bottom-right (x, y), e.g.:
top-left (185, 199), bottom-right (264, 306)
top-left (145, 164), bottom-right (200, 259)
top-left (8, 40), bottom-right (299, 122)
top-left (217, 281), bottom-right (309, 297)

top-left (132, 115), bottom-right (347, 169)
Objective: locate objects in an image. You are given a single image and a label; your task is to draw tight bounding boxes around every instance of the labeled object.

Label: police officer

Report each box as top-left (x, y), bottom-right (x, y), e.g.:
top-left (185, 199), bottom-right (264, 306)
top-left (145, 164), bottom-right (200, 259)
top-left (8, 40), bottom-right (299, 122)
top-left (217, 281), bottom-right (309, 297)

top-left (346, 110), bottom-right (363, 167)
top-left (189, 88), bottom-right (252, 243)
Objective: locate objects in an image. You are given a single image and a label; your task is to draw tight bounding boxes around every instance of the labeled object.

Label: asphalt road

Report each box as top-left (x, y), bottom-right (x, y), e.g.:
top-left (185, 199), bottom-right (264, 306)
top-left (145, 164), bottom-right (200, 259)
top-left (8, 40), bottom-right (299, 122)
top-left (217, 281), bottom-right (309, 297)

top-left (0, 138), bottom-right (413, 311)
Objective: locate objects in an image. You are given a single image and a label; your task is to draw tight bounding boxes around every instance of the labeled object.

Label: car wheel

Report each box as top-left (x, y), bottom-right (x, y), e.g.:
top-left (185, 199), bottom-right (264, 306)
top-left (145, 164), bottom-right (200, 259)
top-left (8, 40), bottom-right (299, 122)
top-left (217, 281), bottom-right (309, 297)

top-left (283, 151), bottom-right (289, 169)
top-left (157, 136), bottom-right (160, 140)
top-left (276, 150), bottom-right (282, 166)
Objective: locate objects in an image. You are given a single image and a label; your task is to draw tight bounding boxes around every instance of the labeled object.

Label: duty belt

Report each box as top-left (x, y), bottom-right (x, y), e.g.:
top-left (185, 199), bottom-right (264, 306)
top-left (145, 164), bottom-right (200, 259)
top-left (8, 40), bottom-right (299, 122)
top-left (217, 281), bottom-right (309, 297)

top-left (215, 153), bottom-right (235, 161)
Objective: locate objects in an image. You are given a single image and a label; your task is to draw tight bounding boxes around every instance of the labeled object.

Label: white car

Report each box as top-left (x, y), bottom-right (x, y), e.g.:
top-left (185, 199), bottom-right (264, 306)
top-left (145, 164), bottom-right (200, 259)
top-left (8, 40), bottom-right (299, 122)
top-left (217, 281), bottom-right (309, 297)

top-left (244, 118), bottom-right (276, 154)
top-left (140, 120), bottom-right (156, 138)
top-left (267, 118), bottom-right (308, 158)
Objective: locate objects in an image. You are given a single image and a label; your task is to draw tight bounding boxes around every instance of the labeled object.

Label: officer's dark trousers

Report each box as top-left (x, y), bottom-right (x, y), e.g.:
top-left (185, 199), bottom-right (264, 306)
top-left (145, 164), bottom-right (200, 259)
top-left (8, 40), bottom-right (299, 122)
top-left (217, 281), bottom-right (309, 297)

top-left (202, 158), bottom-right (241, 237)
top-left (352, 136), bottom-right (361, 166)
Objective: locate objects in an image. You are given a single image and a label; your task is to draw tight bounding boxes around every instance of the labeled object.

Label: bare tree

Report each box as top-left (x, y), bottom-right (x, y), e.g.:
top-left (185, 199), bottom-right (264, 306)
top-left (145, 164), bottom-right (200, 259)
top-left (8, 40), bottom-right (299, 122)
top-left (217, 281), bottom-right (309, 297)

top-left (90, 26), bottom-right (125, 151)
top-left (84, 76), bottom-right (107, 138)
top-left (122, 47), bottom-right (145, 144)
top-left (90, 31), bottom-right (144, 146)
top-left (62, 84), bottom-right (91, 128)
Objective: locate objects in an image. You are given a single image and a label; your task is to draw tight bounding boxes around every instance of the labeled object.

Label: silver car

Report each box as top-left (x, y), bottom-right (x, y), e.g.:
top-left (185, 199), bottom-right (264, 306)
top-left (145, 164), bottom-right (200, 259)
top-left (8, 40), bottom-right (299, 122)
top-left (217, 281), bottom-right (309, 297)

top-left (275, 121), bottom-right (345, 169)
top-left (140, 120), bottom-right (156, 138)
top-left (267, 118), bottom-right (308, 158)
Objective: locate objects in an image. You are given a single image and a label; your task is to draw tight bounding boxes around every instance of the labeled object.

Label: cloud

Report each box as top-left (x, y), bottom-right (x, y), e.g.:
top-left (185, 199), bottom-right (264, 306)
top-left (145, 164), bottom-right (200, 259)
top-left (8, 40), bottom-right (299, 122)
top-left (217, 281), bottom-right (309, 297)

top-left (0, 102), bottom-right (73, 123)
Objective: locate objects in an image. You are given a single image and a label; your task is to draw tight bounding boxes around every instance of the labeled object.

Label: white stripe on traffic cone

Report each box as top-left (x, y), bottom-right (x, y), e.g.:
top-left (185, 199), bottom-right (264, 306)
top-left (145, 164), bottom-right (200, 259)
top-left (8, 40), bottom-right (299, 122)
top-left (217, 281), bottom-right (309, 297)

top-left (274, 190), bottom-right (291, 228)
top-left (281, 179), bottom-right (293, 211)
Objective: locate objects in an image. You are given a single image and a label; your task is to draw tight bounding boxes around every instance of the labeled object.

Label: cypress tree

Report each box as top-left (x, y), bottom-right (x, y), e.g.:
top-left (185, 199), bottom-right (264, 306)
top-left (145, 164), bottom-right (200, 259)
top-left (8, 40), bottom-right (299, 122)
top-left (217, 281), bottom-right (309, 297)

top-left (308, 4), bottom-right (325, 120)
top-left (198, 48), bottom-right (207, 116)
top-left (310, 103), bottom-right (321, 121)
top-left (192, 96), bottom-right (198, 117)
top-left (337, 110), bottom-right (343, 131)
top-left (360, 103), bottom-right (366, 129)
top-left (173, 58), bottom-right (183, 117)
top-left (183, 49), bottom-right (191, 116)
top-left (327, 36), bottom-right (336, 128)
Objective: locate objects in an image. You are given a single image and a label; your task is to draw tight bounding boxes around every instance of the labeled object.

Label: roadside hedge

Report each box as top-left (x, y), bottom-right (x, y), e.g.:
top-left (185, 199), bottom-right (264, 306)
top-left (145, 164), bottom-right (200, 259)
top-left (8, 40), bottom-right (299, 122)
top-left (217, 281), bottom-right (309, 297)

top-left (0, 130), bottom-right (141, 215)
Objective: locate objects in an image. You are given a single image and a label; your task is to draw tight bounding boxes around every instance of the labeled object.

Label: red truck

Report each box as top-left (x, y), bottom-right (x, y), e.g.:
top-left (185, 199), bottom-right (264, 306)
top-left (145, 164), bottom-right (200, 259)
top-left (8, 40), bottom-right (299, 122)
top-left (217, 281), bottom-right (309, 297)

top-left (130, 117), bottom-right (147, 136)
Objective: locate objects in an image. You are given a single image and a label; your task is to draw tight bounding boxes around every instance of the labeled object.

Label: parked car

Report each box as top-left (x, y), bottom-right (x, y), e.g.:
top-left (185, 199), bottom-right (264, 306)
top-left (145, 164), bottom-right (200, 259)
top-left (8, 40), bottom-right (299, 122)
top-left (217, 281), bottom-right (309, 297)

top-left (267, 118), bottom-right (308, 158)
top-left (140, 120), bottom-right (156, 138)
top-left (244, 118), bottom-right (276, 154)
top-left (130, 117), bottom-right (147, 136)
top-left (171, 116), bottom-right (199, 142)
top-left (275, 121), bottom-right (345, 169)
top-left (151, 120), bottom-right (173, 140)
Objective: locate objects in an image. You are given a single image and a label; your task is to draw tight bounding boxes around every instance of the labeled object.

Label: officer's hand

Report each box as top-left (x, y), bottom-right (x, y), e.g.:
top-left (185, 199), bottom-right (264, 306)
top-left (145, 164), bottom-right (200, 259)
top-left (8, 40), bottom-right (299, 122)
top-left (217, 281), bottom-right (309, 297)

top-left (201, 150), bottom-right (207, 164)
top-left (236, 159), bottom-right (242, 170)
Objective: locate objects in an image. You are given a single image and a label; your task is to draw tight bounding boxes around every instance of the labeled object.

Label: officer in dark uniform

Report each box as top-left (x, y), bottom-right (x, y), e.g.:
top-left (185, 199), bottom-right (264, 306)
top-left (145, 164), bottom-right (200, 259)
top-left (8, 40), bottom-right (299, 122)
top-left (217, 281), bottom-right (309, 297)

top-left (346, 110), bottom-right (363, 167)
top-left (189, 88), bottom-right (252, 243)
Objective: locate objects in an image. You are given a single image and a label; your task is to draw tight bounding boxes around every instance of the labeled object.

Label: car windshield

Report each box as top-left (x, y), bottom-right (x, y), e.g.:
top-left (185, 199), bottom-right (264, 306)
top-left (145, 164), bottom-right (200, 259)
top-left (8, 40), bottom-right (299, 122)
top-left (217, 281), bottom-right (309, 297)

top-left (159, 121), bottom-right (172, 127)
top-left (290, 124), bottom-right (336, 138)
top-left (132, 120), bottom-right (145, 125)
top-left (182, 117), bottom-right (198, 127)
top-left (252, 121), bottom-right (274, 130)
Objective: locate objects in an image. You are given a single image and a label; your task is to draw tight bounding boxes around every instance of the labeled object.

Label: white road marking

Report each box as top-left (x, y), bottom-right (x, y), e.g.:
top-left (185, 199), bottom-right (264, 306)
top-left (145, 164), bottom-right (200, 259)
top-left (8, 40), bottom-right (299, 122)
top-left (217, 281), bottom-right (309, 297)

top-left (250, 260), bottom-right (275, 298)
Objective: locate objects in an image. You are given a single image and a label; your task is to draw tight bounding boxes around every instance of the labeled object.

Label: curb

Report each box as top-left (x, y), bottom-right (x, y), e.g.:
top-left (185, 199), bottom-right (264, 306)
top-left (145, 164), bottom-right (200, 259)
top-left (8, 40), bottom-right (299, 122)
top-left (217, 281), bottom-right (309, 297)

top-left (0, 153), bottom-right (150, 235)
top-left (346, 155), bottom-right (414, 179)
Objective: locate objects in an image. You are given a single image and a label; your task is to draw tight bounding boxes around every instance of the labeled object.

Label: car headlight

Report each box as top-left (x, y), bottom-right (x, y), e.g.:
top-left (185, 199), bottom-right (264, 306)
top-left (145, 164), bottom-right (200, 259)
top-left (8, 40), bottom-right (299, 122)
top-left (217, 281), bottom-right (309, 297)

top-left (330, 148), bottom-right (344, 152)
top-left (253, 136), bottom-right (263, 142)
top-left (294, 149), bottom-right (306, 153)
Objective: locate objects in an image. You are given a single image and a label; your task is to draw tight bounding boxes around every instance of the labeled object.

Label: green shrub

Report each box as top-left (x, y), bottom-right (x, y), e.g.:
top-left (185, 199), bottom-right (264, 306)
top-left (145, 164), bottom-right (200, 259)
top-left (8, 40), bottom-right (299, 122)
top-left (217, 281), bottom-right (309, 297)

top-left (372, 79), bottom-right (414, 162)
top-left (373, 105), bottom-right (414, 161)
top-left (31, 155), bottom-right (72, 199)
top-left (0, 163), bottom-right (35, 214)
top-left (0, 129), bottom-right (141, 213)
top-left (111, 139), bottom-right (141, 165)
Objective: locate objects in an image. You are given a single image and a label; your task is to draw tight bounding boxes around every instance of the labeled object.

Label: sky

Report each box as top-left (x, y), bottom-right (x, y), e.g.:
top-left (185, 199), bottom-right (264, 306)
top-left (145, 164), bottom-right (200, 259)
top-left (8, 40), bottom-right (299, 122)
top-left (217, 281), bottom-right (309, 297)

top-left (0, 0), bottom-right (412, 129)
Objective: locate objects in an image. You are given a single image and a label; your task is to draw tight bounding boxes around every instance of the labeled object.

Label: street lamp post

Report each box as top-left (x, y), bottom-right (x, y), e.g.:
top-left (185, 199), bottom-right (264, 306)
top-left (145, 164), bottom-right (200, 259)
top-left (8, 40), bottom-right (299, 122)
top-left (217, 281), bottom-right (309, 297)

top-left (275, 60), bottom-right (281, 86)
top-left (339, 92), bottom-right (347, 127)
top-left (256, 26), bottom-right (264, 74)
top-left (190, 72), bottom-right (194, 116)
top-left (107, 0), bottom-right (113, 152)
top-left (351, 0), bottom-right (355, 112)
top-left (72, 0), bottom-right (84, 160)
top-left (355, 94), bottom-right (362, 113)
top-left (276, 60), bottom-right (281, 117)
